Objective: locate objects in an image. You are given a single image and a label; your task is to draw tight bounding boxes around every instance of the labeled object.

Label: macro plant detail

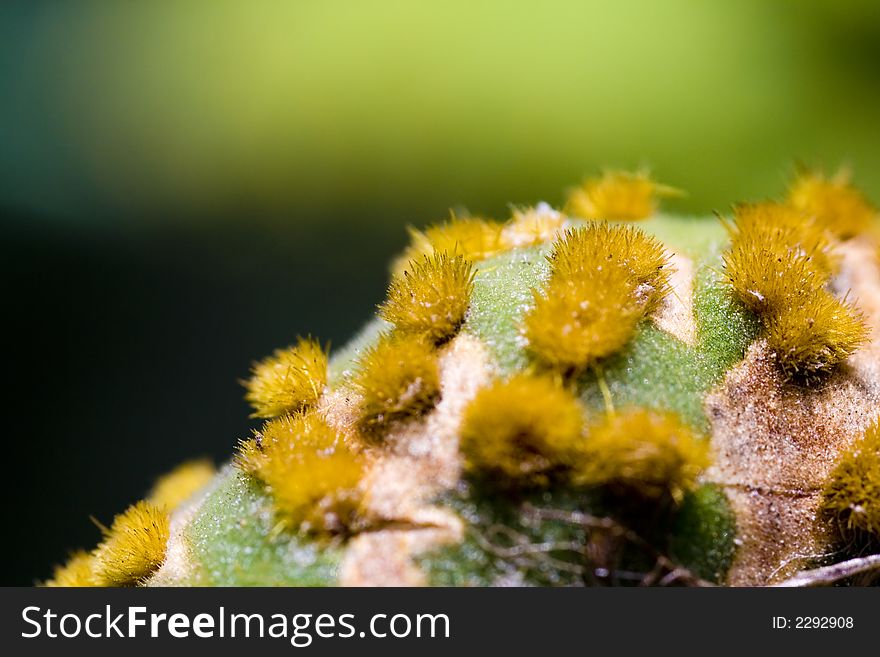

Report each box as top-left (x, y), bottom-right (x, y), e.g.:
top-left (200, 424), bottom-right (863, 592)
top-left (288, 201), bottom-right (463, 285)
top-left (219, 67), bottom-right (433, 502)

top-left (380, 251), bottom-right (475, 345)
top-left (47, 169), bottom-right (880, 587)
top-left (244, 337), bottom-right (329, 419)
top-left (523, 223), bottom-right (671, 373)
top-left (722, 201), bottom-right (868, 381)
top-left (821, 421), bottom-right (880, 543)
top-left (237, 411), bottom-right (366, 535)
top-left (459, 373), bottom-right (587, 488)
top-left (352, 332), bottom-right (442, 440)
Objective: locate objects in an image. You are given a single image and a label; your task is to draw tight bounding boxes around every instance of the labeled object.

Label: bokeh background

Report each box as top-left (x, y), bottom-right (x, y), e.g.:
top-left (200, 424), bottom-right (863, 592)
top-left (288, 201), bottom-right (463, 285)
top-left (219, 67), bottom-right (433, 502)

top-left (2, 0), bottom-right (880, 585)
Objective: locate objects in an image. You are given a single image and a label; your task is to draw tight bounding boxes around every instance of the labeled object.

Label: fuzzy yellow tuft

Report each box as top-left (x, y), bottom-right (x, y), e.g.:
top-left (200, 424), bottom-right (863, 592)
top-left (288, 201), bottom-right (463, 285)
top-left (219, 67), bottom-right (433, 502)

top-left (235, 435), bottom-right (266, 476)
top-left (237, 411), bottom-right (366, 534)
top-left (394, 214), bottom-right (504, 274)
top-left (546, 224), bottom-right (670, 306)
top-left (722, 202), bottom-right (836, 317)
top-left (727, 202), bottom-right (835, 279)
top-left (353, 332), bottom-right (441, 438)
top-left (379, 251), bottom-right (475, 344)
top-left (460, 374), bottom-right (586, 487)
top-left (523, 224), bottom-right (670, 372)
top-left (766, 293), bottom-right (868, 381)
top-left (565, 170), bottom-right (679, 221)
top-left (244, 337), bottom-right (328, 418)
top-left (148, 459), bottom-right (216, 511)
top-left (723, 201), bottom-right (867, 379)
top-left (788, 169), bottom-right (877, 239)
top-left (822, 421), bottom-right (880, 540)
top-left (500, 202), bottom-right (566, 249)
top-left (93, 501), bottom-right (170, 586)
top-left (524, 278), bottom-right (643, 372)
top-left (44, 550), bottom-right (100, 587)
top-left (722, 205), bottom-right (832, 314)
top-left (574, 409), bottom-right (710, 502)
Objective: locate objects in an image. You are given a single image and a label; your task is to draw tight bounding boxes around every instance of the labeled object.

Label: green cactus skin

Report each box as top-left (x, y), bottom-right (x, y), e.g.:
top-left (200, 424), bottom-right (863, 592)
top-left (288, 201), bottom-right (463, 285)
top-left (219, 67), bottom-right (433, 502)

top-left (150, 465), bottom-right (342, 586)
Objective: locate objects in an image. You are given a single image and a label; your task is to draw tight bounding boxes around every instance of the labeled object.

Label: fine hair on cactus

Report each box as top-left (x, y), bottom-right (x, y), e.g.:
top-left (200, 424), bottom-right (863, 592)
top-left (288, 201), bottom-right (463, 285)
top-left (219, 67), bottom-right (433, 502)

top-left (244, 336), bottom-right (329, 419)
top-left (353, 331), bottom-right (441, 439)
top-left (236, 410), bottom-right (367, 535)
top-left (459, 373), bottom-right (587, 488)
top-left (821, 421), bottom-right (880, 546)
top-left (44, 166), bottom-right (880, 590)
top-left (722, 200), bottom-right (868, 381)
top-left (380, 251), bottom-right (475, 344)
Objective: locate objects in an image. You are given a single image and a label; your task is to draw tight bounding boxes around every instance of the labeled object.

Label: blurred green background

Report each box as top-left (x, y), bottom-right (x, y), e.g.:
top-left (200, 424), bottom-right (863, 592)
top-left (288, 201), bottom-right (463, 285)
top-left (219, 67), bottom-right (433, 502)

top-left (2, 0), bottom-right (880, 584)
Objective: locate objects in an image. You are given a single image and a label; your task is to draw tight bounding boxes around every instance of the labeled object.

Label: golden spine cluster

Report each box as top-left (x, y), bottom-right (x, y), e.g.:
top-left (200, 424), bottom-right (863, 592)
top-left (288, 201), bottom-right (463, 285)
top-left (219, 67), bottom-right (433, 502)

top-left (392, 215), bottom-right (503, 275)
top-left (723, 198), bottom-right (869, 380)
top-left (565, 169), bottom-right (679, 221)
top-left (573, 408), bottom-right (709, 502)
top-left (148, 458), bottom-right (215, 510)
top-left (523, 223), bottom-right (670, 373)
top-left (379, 252), bottom-right (475, 344)
top-left (353, 332), bottom-right (441, 439)
top-left (91, 501), bottom-right (170, 586)
top-left (821, 421), bottom-right (880, 543)
top-left (460, 374), bottom-right (587, 488)
top-left (237, 411), bottom-right (366, 534)
top-left (459, 372), bottom-right (708, 501)
top-left (244, 337), bottom-right (328, 419)
top-left (788, 169), bottom-right (877, 240)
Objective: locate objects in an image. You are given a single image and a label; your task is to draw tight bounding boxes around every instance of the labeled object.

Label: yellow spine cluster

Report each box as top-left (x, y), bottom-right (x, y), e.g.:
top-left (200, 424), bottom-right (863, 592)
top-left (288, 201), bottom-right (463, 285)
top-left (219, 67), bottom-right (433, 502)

top-left (822, 421), bottom-right (880, 541)
top-left (92, 501), bottom-right (170, 586)
top-left (788, 169), bottom-right (878, 239)
top-left (500, 203), bottom-right (567, 249)
top-left (244, 337), bottom-right (328, 418)
top-left (353, 332), bottom-right (441, 439)
top-left (523, 224), bottom-right (670, 372)
top-left (459, 374), bottom-right (586, 487)
top-left (565, 170), bottom-right (678, 221)
top-left (723, 202), bottom-right (867, 380)
top-left (237, 410), bottom-right (366, 535)
top-left (379, 251), bottom-right (475, 344)
top-left (148, 459), bottom-right (215, 510)
top-left (459, 376), bottom-right (709, 502)
top-left (44, 550), bottom-right (100, 587)
top-left (393, 214), bottom-right (503, 274)
top-left (574, 409), bottom-right (709, 502)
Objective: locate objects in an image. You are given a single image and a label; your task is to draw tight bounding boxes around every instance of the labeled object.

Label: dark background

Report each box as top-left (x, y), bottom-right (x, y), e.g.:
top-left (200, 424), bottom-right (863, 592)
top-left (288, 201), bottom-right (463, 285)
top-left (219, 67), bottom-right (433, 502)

top-left (2, 1), bottom-right (880, 584)
top-left (3, 215), bottom-right (399, 585)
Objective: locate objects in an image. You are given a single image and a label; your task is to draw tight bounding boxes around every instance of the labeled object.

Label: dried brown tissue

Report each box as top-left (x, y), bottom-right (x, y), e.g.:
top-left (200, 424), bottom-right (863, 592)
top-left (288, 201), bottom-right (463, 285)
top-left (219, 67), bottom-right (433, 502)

top-left (333, 334), bottom-right (493, 585)
top-left (706, 237), bottom-right (880, 585)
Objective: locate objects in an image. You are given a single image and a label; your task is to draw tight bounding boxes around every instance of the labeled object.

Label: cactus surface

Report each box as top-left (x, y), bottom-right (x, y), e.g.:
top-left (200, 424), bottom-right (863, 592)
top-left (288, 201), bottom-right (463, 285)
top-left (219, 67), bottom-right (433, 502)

top-left (47, 171), bottom-right (880, 587)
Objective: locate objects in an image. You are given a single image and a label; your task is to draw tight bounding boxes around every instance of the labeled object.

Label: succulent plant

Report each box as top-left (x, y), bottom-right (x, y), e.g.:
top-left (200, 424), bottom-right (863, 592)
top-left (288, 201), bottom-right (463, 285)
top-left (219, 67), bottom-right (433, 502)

top-left (46, 170), bottom-right (880, 587)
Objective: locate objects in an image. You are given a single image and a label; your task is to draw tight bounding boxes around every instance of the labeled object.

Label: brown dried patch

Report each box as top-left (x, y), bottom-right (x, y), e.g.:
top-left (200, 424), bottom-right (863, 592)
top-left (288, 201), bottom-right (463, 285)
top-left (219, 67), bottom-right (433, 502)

top-left (339, 333), bottom-right (493, 585)
top-left (706, 237), bottom-right (880, 585)
top-left (833, 236), bottom-right (880, 340)
top-left (650, 251), bottom-right (697, 345)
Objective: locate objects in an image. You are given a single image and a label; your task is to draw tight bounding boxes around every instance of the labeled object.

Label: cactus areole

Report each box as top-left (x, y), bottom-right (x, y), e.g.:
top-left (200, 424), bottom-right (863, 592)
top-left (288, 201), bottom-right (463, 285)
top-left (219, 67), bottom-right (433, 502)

top-left (47, 171), bottom-right (880, 587)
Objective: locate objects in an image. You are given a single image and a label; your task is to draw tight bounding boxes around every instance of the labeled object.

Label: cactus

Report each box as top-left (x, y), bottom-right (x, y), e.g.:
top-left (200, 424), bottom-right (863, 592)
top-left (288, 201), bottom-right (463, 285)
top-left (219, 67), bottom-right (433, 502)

top-left (46, 170), bottom-right (880, 587)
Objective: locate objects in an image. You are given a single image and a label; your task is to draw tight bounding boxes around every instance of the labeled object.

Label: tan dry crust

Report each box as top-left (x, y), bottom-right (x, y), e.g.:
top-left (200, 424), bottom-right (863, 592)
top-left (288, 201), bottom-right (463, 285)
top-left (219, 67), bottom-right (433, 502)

top-left (707, 237), bottom-right (880, 585)
top-left (650, 251), bottom-right (697, 345)
top-left (326, 333), bottom-right (492, 585)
